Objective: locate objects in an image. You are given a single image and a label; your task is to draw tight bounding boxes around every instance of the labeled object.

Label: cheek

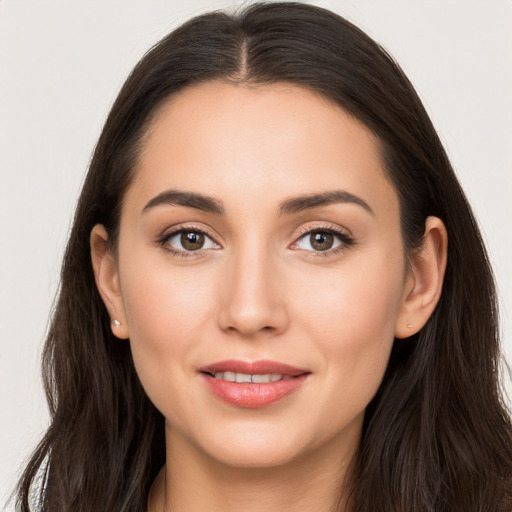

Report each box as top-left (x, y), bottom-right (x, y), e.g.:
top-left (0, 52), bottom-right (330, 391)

top-left (118, 258), bottom-right (215, 405)
top-left (298, 253), bottom-right (404, 336)
top-left (295, 253), bottom-right (404, 403)
top-left (121, 252), bottom-right (215, 338)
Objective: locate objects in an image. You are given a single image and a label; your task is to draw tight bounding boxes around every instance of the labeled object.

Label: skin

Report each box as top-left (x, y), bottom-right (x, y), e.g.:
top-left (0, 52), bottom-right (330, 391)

top-left (91, 82), bottom-right (447, 511)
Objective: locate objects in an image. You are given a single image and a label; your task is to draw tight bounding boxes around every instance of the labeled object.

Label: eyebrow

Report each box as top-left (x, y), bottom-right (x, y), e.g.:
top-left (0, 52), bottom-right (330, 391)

top-left (278, 190), bottom-right (374, 216)
top-left (141, 189), bottom-right (374, 216)
top-left (142, 190), bottom-right (225, 215)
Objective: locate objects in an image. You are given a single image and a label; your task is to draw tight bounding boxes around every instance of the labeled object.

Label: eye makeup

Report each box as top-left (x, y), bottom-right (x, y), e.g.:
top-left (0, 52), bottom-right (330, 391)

top-left (155, 221), bottom-right (356, 259)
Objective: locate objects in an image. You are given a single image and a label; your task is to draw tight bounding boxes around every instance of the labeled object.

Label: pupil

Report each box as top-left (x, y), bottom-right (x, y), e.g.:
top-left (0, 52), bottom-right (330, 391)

top-left (311, 232), bottom-right (333, 251)
top-left (181, 231), bottom-right (204, 250)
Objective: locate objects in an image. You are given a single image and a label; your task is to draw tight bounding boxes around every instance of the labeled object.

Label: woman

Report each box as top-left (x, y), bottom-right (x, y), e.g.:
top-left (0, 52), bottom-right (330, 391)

top-left (14, 2), bottom-right (512, 511)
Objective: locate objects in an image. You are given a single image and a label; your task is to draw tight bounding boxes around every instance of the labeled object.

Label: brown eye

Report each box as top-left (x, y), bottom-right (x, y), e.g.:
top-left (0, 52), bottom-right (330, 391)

top-left (309, 232), bottom-right (334, 251)
top-left (164, 229), bottom-right (219, 253)
top-left (293, 228), bottom-right (350, 253)
top-left (181, 231), bottom-right (205, 251)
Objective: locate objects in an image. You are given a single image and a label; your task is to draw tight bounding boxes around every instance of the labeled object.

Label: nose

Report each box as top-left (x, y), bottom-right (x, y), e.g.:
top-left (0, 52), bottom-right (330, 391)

top-left (216, 243), bottom-right (289, 338)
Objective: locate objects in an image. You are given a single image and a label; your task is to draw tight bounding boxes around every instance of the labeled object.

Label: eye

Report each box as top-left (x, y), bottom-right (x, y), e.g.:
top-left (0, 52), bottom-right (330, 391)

top-left (164, 229), bottom-right (219, 253)
top-left (293, 228), bottom-right (352, 253)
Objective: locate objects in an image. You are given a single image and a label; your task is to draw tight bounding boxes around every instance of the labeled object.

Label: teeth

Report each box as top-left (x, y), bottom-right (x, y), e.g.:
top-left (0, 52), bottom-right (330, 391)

top-left (252, 374), bottom-right (271, 383)
top-left (235, 372), bottom-right (252, 383)
top-left (224, 371), bottom-right (236, 382)
top-left (212, 372), bottom-right (290, 383)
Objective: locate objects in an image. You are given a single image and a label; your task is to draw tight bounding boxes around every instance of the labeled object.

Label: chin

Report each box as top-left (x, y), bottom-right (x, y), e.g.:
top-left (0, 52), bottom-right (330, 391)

top-left (204, 418), bottom-right (334, 471)
top-left (206, 440), bottom-right (305, 469)
top-left (178, 418), bottom-right (309, 469)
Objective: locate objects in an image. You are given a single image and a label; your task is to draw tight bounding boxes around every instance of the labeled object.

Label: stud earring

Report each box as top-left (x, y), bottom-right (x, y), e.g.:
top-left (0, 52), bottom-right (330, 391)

top-left (407, 323), bottom-right (413, 329)
top-left (111, 319), bottom-right (121, 327)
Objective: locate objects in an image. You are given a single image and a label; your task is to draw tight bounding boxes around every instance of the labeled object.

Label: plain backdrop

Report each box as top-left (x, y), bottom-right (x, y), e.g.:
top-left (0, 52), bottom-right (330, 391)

top-left (1, 0), bottom-right (511, 508)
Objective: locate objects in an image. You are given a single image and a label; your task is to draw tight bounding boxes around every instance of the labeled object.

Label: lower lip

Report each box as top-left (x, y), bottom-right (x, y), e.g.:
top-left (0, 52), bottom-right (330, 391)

top-left (202, 373), bottom-right (309, 408)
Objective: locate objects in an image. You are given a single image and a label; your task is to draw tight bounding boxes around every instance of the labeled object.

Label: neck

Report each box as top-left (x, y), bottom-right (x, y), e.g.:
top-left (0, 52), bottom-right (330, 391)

top-left (148, 424), bottom-right (359, 512)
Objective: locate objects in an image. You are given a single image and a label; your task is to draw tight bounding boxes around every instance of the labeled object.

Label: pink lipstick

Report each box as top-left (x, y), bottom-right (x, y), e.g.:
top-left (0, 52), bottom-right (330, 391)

top-left (200, 360), bottom-right (310, 408)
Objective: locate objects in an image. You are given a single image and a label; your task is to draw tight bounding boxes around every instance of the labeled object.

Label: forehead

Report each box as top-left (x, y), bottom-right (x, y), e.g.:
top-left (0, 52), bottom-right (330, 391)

top-left (126, 81), bottom-right (398, 220)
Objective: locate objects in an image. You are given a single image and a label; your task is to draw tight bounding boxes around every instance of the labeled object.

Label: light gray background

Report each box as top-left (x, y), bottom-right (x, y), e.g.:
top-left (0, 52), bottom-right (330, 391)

top-left (1, 0), bottom-right (511, 508)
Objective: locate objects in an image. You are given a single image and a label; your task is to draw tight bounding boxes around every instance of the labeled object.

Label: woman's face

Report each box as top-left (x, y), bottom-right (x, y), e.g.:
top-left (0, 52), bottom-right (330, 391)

top-left (112, 82), bottom-right (412, 468)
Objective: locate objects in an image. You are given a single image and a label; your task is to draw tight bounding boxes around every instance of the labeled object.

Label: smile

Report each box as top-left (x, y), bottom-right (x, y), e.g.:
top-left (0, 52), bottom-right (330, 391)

top-left (210, 372), bottom-right (293, 383)
top-left (200, 360), bottom-right (310, 408)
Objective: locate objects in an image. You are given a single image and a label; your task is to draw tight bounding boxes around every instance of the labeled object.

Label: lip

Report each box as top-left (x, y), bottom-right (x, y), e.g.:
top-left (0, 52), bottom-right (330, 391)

top-left (199, 359), bottom-right (310, 408)
top-left (200, 359), bottom-right (308, 376)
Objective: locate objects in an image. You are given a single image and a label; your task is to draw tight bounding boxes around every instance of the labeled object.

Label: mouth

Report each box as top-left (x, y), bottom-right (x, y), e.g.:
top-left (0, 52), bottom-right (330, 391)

top-left (199, 360), bottom-right (311, 408)
top-left (206, 371), bottom-right (295, 383)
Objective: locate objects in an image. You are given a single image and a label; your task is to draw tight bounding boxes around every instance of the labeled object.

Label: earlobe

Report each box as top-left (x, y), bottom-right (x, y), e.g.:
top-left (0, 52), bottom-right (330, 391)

top-left (90, 224), bottom-right (129, 339)
top-left (395, 216), bottom-right (448, 339)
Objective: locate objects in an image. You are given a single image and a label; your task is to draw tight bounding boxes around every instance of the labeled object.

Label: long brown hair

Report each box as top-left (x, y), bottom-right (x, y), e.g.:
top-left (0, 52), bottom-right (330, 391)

top-left (15, 3), bottom-right (512, 511)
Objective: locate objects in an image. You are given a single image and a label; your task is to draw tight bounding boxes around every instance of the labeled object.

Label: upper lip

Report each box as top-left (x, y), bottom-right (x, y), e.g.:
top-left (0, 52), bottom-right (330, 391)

top-left (200, 359), bottom-right (309, 376)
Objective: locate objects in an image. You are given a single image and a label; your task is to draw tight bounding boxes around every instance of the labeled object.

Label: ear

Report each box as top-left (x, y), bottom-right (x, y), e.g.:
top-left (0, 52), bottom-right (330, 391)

top-left (90, 224), bottom-right (129, 339)
top-left (395, 216), bottom-right (448, 339)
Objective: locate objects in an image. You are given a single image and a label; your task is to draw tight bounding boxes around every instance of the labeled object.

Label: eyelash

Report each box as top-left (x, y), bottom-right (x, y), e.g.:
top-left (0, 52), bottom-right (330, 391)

top-left (157, 224), bottom-right (355, 258)
top-left (157, 224), bottom-right (218, 258)
top-left (293, 224), bottom-right (355, 258)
